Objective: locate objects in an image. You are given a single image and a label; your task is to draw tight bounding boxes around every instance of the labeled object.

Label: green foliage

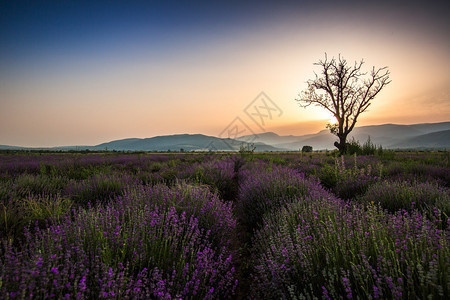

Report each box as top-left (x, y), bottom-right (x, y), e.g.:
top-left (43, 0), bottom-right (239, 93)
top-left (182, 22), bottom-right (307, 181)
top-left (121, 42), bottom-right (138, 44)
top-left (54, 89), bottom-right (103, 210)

top-left (326, 122), bottom-right (338, 135)
top-left (0, 180), bottom-right (12, 202)
top-left (345, 138), bottom-right (362, 155)
top-left (344, 136), bottom-right (379, 155)
top-left (361, 136), bottom-right (376, 155)
top-left (149, 162), bottom-right (162, 172)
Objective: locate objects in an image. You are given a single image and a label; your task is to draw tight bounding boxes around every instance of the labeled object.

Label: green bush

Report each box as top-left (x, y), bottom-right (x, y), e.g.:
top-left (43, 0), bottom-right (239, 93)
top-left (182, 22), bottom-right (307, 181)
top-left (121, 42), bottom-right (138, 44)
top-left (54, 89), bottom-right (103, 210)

top-left (345, 136), bottom-right (378, 155)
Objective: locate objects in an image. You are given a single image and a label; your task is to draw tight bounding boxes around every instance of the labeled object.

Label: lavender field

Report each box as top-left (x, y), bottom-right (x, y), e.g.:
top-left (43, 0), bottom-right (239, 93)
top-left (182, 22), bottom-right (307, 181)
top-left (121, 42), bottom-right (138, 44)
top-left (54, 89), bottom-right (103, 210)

top-left (0, 151), bottom-right (448, 299)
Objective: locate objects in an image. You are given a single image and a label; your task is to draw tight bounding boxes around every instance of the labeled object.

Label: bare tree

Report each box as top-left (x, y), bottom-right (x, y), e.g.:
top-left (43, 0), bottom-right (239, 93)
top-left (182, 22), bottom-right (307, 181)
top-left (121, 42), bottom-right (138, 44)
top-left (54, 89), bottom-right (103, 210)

top-left (296, 54), bottom-right (391, 154)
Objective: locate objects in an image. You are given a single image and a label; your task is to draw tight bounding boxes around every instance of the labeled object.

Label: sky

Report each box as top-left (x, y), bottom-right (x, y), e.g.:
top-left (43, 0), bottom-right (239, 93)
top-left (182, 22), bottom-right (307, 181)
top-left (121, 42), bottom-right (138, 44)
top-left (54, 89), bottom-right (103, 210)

top-left (1, 0), bottom-right (449, 147)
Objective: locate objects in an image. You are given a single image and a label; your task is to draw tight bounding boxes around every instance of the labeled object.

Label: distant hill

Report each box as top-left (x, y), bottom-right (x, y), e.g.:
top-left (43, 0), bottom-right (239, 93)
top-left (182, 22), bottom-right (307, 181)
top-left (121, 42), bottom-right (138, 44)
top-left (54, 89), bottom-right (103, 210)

top-left (1, 122), bottom-right (449, 152)
top-left (238, 122), bottom-right (450, 151)
top-left (91, 134), bottom-right (287, 152)
top-left (277, 130), bottom-right (333, 150)
top-left (0, 145), bottom-right (27, 150)
top-left (389, 130), bottom-right (450, 149)
top-left (236, 132), bottom-right (303, 146)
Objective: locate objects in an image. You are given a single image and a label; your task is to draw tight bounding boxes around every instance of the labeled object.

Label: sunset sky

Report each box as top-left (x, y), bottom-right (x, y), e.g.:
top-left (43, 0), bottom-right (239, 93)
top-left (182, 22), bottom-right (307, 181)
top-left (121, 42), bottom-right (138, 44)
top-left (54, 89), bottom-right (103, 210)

top-left (1, 0), bottom-right (449, 147)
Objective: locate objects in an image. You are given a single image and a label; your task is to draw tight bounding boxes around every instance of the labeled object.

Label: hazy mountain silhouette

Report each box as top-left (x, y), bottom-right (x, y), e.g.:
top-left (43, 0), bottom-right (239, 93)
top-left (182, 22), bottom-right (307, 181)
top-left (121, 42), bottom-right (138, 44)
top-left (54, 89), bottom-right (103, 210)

top-left (239, 122), bottom-right (450, 150)
top-left (92, 134), bottom-right (286, 152)
top-left (1, 122), bottom-right (448, 151)
top-left (389, 130), bottom-right (450, 149)
top-left (236, 132), bottom-right (303, 145)
top-left (0, 145), bottom-right (26, 150)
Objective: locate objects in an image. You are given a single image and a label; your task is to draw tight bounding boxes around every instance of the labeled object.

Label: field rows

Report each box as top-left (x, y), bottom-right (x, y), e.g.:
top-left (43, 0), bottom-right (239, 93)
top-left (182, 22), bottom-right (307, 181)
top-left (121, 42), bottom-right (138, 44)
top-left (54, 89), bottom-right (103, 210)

top-left (0, 152), bottom-right (448, 299)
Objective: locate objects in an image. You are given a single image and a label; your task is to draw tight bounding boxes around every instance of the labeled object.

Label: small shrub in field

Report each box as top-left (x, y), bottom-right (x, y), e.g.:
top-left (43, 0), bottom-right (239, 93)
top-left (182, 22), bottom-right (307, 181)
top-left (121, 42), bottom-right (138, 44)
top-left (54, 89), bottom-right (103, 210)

top-left (239, 143), bottom-right (256, 161)
top-left (359, 180), bottom-right (450, 216)
top-left (301, 145), bottom-right (313, 153)
top-left (361, 136), bottom-right (377, 155)
top-left (149, 162), bottom-right (162, 172)
top-left (250, 198), bottom-right (449, 299)
top-left (1, 174), bottom-right (70, 241)
top-left (333, 171), bottom-right (378, 200)
top-left (345, 136), bottom-right (378, 155)
top-left (345, 137), bottom-right (362, 155)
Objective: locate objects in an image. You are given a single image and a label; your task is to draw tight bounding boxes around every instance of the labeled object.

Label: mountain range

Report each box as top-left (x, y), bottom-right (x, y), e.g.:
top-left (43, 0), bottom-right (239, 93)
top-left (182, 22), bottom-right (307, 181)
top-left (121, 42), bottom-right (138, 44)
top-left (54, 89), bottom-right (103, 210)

top-left (1, 122), bottom-right (449, 152)
top-left (238, 122), bottom-right (450, 151)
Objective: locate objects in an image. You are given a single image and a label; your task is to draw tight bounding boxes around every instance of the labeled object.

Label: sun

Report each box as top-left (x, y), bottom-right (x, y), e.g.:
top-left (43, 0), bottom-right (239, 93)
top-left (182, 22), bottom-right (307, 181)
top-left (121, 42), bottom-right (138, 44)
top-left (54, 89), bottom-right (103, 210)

top-left (327, 117), bottom-right (338, 125)
top-left (309, 108), bottom-right (336, 123)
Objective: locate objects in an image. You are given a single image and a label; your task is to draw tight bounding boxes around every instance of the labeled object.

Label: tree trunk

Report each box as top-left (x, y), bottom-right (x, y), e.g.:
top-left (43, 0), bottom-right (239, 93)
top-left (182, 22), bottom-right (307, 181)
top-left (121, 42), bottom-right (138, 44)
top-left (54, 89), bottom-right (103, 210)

top-left (334, 135), bottom-right (347, 155)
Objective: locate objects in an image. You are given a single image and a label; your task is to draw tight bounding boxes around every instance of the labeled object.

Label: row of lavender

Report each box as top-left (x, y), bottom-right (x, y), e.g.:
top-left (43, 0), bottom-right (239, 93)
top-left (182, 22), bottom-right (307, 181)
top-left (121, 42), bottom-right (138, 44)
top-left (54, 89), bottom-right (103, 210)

top-left (0, 152), bottom-right (448, 298)
top-left (1, 154), bottom-right (240, 298)
top-left (238, 164), bottom-right (448, 298)
top-left (0, 154), bottom-right (240, 240)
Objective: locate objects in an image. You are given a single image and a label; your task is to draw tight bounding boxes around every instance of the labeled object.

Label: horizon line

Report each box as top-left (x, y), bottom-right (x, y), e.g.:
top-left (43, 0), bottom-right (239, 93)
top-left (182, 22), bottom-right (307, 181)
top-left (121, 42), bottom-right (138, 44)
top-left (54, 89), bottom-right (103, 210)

top-left (1, 120), bottom-right (449, 149)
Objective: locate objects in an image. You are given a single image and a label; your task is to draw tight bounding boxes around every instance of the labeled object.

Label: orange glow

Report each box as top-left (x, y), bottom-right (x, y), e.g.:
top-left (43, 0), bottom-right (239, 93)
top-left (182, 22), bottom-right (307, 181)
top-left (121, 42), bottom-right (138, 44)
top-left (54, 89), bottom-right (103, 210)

top-left (0, 3), bottom-right (448, 147)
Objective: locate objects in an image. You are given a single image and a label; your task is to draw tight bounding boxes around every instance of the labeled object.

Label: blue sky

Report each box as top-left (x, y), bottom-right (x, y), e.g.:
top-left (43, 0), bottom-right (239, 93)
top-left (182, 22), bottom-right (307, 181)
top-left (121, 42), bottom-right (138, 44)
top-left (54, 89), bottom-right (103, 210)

top-left (1, 0), bottom-right (449, 146)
